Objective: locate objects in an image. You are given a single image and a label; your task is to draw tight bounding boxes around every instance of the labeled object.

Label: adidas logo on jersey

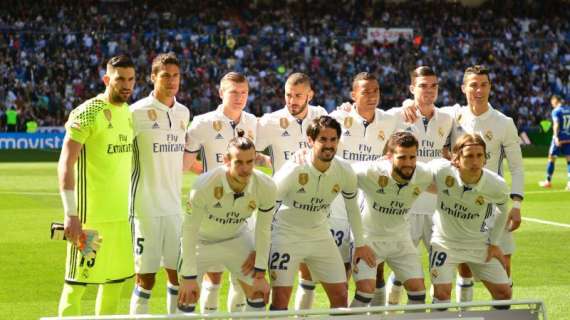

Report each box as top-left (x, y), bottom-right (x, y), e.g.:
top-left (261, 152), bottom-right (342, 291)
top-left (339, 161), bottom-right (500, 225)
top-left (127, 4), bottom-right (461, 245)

top-left (215, 133), bottom-right (224, 140)
top-left (343, 130), bottom-right (351, 136)
top-left (296, 187), bottom-right (306, 193)
top-left (281, 130), bottom-right (290, 137)
top-left (213, 202), bottom-right (222, 208)
top-left (152, 122), bottom-right (160, 129)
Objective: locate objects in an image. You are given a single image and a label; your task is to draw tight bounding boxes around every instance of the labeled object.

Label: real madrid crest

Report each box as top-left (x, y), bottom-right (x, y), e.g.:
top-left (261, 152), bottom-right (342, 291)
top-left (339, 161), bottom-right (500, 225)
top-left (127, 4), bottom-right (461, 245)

top-left (456, 114), bottom-right (462, 124)
top-left (378, 130), bottom-right (385, 141)
top-left (298, 173), bottom-right (309, 186)
top-left (180, 120), bottom-right (186, 130)
top-left (378, 175), bottom-right (389, 188)
top-left (344, 117), bottom-right (353, 129)
top-left (248, 200), bottom-right (257, 210)
top-left (332, 184), bottom-right (340, 193)
top-left (445, 176), bottom-right (455, 188)
top-left (103, 109), bottom-right (113, 128)
top-left (270, 271), bottom-right (277, 281)
top-left (214, 186), bottom-right (223, 200)
top-left (413, 187), bottom-right (421, 196)
top-left (475, 196), bottom-right (485, 206)
top-left (280, 117), bottom-right (289, 129)
top-left (247, 129), bottom-right (254, 140)
top-left (147, 109), bottom-right (158, 121)
top-left (438, 127), bottom-right (444, 138)
top-left (148, 110), bottom-right (159, 129)
top-left (484, 130), bottom-right (493, 141)
top-left (213, 120), bottom-right (223, 132)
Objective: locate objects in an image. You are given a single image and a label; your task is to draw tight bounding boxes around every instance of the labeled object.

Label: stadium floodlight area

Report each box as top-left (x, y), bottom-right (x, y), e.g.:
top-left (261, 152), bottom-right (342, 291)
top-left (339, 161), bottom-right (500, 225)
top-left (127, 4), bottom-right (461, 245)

top-left (41, 299), bottom-right (546, 320)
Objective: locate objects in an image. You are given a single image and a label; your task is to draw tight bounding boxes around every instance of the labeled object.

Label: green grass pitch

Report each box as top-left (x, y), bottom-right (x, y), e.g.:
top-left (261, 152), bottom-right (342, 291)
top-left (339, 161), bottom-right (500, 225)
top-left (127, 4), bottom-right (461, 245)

top-left (0, 158), bottom-right (569, 319)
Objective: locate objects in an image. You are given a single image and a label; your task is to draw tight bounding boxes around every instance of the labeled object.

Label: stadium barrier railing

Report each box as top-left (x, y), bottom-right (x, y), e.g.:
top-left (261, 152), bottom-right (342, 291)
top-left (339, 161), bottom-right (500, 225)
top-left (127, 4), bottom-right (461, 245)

top-left (41, 299), bottom-right (546, 320)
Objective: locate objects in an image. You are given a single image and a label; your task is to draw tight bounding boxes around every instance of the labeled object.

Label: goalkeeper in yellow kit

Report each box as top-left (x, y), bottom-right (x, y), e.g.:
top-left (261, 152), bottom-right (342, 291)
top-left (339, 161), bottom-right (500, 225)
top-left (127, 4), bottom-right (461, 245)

top-left (57, 55), bottom-right (136, 316)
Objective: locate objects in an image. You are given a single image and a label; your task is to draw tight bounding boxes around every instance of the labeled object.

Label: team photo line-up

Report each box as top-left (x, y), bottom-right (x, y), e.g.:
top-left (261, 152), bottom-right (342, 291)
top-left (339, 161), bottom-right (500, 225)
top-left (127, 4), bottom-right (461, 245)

top-left (56, 52), bottom-right (525, 316)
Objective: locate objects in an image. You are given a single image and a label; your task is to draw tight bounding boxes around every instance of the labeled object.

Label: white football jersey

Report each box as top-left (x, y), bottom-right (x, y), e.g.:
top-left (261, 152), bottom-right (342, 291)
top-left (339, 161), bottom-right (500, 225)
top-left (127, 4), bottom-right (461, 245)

top-left (395, 107), bottom-right (454, 215)
top-left (272, 154), bottom-right (365, 247)
top-left (355, 160), bottom-right (433, 242)
top-left (444, 104), bottom-right (524, 198)
top-left (328, 106), bottom-right (399, 220)
top-left (129, 93), bottom-right (189, 218)
top-left (180, 166), bottom-right (276, 277)
top-left (330, 106), bottom-right (398, 163)
top-left (431, 159), bottom-right (509, 250)
top-left (256, 105), bottom-right (328, 172)
top-left (185, 105), bottom-right (257, 172)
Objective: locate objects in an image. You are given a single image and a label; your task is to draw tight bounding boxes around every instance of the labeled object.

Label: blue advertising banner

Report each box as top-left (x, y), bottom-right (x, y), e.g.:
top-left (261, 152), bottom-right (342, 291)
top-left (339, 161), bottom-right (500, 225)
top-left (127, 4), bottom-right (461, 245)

top-left (0, 133), bottom-right (65, 149)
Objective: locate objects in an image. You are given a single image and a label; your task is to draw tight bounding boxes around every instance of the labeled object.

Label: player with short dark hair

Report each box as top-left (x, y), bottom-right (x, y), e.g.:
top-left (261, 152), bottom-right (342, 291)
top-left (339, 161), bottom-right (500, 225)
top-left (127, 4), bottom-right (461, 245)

top-left (128, 52), bottom-right (189, 315)
top-left (57, 55), bottom-right (136, 316)
top-left (350, 132), bottom-right (431, 308)
top-left (269, 115), bottom-right (375, 311)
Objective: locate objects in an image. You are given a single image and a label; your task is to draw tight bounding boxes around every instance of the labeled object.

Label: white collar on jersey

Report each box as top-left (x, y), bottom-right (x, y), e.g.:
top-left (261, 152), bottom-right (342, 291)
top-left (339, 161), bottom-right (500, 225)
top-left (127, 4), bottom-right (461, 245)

top-left (449, 163), bottom-right (486, 192)
top-left (349, 104), bottom-right (383, 124)
top-left (149, 91), bottom-right (178, 111)
top-left (216, 104), bottom-right (243, 125)
top-left (221, 166), bottom-right (255, 195)
top-left (462, 103), bottom-right (494, 120)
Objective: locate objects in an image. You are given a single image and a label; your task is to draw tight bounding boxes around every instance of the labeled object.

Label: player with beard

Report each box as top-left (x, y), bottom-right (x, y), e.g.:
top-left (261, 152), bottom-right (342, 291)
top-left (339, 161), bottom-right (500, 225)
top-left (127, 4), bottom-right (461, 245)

top-left (349, 132), bottom-right (432, 308)
top-left (269, 116), bottom-right (375, 311)
top-left (57, 55), bottom-right (136, 316)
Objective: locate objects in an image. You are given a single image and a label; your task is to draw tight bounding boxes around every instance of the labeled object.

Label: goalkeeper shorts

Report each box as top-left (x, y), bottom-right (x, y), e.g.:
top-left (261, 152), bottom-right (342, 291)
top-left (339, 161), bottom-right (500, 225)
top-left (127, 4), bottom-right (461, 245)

top-left (64, 220), bottom-right (134, 284)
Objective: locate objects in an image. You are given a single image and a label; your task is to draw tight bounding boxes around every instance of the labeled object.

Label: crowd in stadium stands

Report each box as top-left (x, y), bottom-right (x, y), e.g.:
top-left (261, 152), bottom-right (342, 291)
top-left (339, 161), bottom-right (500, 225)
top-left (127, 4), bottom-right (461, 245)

top-left (0, 0), bottom-right (568, 134)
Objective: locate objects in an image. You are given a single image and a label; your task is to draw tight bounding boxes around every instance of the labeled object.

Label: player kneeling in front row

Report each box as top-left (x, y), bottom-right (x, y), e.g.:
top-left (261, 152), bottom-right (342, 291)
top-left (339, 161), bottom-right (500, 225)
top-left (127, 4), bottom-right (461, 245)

top-left (269, 116), bottom-right (375, 310)
top-left (351, 132), bottom-right (430, 308)
top-left (430, 133), bottom-right (512, 308)
top-left (178, 130), bottom-right (276, 313)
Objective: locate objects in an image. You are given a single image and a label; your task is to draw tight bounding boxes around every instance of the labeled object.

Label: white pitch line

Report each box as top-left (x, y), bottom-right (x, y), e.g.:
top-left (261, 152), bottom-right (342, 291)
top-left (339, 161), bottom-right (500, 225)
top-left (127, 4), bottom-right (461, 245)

top-left (525, 190), bottom-right (570, 194)
top-left (522, 217), bottom-right (570, 228)
top-left (0, 191), bottom-right (58, 196)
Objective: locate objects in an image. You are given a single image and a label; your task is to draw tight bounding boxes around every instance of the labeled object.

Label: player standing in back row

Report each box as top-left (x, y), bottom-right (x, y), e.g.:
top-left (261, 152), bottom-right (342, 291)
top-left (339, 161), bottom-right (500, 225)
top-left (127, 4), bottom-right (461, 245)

top-left (58, 55), bottom-right (135, 316)
top-left (183, 72), bottom-right (259, 312)
top-left (128, 53), bottom-right (189, 315)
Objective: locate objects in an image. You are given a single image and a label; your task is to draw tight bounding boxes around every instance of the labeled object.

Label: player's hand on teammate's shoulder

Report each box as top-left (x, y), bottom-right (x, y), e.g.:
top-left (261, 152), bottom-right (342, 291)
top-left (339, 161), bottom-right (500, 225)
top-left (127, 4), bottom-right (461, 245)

top-left (337, 102), bottom-right (352, 112)
top-left (241, 251), bottom-right (256, 276)
top-left (64, 215), bottom-right (82, 244)
top-left (292, 148), bottom-right (310, 165)
top-left (401, 99), bottom-right (418, 123)
top-left (352, 244), bottom-right (376, 271)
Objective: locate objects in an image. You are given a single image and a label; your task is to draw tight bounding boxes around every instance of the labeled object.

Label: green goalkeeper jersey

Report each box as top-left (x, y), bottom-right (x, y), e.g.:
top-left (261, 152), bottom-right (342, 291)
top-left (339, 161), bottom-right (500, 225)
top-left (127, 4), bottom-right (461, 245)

top-left (66, 94), bottom-right (133, 224)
